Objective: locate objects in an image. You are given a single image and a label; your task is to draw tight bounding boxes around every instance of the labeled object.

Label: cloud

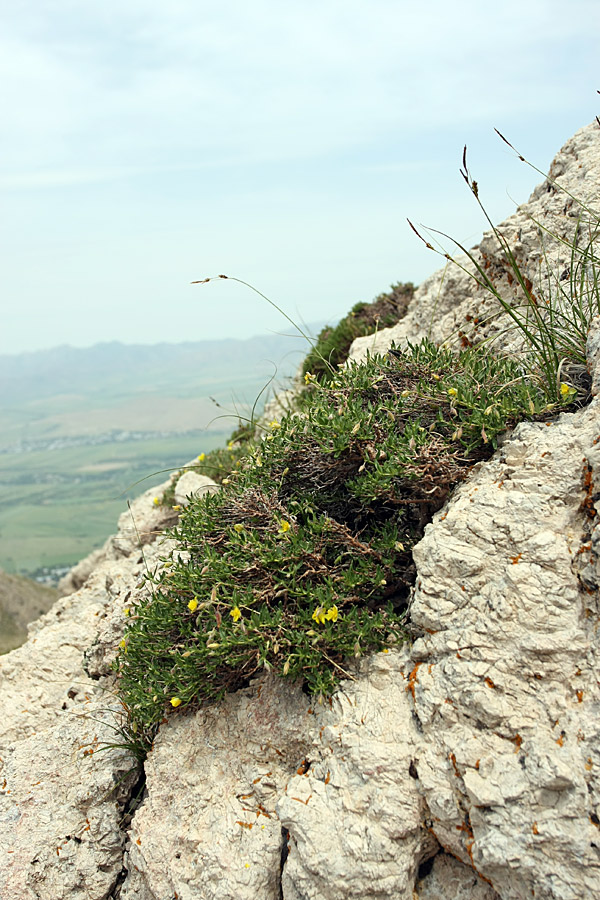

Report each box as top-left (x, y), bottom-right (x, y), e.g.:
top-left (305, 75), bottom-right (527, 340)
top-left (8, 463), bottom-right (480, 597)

top-left (2, 0), bottom-right (599, 181)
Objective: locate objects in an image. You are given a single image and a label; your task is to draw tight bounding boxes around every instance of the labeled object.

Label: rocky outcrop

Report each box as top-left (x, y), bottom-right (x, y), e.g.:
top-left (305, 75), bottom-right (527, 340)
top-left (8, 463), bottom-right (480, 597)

top-left (1, 122), bottom-right (600, 899)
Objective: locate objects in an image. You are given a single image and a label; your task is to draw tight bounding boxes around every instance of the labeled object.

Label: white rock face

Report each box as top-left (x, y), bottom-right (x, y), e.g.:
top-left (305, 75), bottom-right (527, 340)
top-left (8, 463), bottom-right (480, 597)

top-left (408, 377), bottom-right (600, 898)
top-left (174, 470), bottom-right (219, 507)
top-left (349, 121), bottom-right (600, 364)
top-left (120, 649), bottom-right (433, 900)
top-left (0, 485), bottom-right (177, 899)
top-left (2, 123), bottom-right (600, 900)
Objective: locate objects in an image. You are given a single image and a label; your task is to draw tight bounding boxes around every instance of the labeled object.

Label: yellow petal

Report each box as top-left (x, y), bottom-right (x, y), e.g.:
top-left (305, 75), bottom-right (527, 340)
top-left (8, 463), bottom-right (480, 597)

top-left (170, 697), bottom-right (182, 707)
top-left (230, 606), bottom-right (242, 622)
top-left (187, 598), bottom-right (199, 612)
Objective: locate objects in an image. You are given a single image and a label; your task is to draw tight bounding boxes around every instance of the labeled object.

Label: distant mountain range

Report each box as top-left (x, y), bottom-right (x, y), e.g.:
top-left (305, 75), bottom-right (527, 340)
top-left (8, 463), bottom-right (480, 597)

top-left (0, 325), bottom-right (327, 580)
top-left (0, 329), bottom-right (322, 410)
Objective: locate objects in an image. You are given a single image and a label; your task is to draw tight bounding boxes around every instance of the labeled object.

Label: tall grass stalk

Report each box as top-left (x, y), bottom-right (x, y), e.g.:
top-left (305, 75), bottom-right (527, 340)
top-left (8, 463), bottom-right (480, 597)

top-left (409, 130), bottom-right (600, 401)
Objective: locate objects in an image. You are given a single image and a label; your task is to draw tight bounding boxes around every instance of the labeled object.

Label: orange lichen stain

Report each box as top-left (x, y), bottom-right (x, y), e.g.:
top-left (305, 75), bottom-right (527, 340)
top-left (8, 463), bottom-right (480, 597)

top-left (239, 793), bottom-right (253, 800)
top-left (440, 513), bottom-right (447, 521)
top-left (456, 652), bottom-right (462, 659)
top-left (475, 759), bottom-right (480, 770)
top-left (136, 838), bottom-right (141, 845)
top-left (324, 771), bottom-right (331, 785)
top-left (532, 822), bottom-right (539, 835)
top-left (585, 758), bottom-right (593, 771)
top-left (406, 663), bottom-right (422, 699)
top-left (444, 698), bottom-right (455, 706)
top-left (576, 690), bottom-right (584, 703)
top-left (236, 821), bottom-right (254, 830)
top-left (484, 677), bottom-right (495, 689)
top-left (511, 553), bottom-right (522, 564)
top-left (296, 759), bottom-right (310, 775)
top-left (252, 777), bottom-right (262, 784)
top-left (497, 480), bottom-right (505, 488)
top-left (428, 664), bottom-right (434, 674)
top-left (56, 848), bottom-right (60, 856)
top-left (461, 585), bottom-right (466, 592)
top-left (291, 794), bottom-right (312, 805)
top-left (556, 735), bottom-right (564, 747)
top-left (513, 734), bottom-right (523, 752)
top-left (449, 753), bottom-right (461, 778)
top-left (256, 805), bottom-right (272, 819)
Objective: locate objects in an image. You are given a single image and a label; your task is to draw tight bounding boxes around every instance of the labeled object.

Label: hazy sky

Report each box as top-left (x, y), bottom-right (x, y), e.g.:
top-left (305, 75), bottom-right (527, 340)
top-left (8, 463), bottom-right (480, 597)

top-left (1, 0), bottom-right (599, 355)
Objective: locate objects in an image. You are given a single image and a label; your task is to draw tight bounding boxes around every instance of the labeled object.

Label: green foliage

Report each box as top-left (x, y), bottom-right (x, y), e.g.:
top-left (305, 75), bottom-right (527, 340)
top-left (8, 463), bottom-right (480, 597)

top-left (302, 283), bottom-right (414, 382)
top-left (411, 134), bottom-right (599, 404)
top-left (116, 338), bottom-right (576, 744)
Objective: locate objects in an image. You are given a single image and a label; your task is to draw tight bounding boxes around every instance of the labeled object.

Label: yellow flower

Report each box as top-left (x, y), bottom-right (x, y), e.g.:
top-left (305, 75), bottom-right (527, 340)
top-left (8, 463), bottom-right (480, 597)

top-left (560, 382), bottom-right (576, 398)
top-left (233, 523), bottom-right (244, 533)
top-left (230, 606), bottom-right (242, 622)
top-left (304, 372), bottom-right (316, 385)
top-left (170, 697), bottom-right (182, 708)
top-left (119, 638), bottom-right (127, 650)
top-left (123, 607), bottom-right (130, 617)
top-left (447, 387), bottom-right (458, 397)
top-left (222, 478), bottom-right (231, 485)
top-left (269, 420), bottom-right (281, 429)
top-left (152, 497), bottom-right (160, 506)
top-left (227, 441), bottom-right (235, 451)
top-left (188, 597), bottom-right (199, 612)
top-left (401, 389), bottom-right (411, 398)
top-left (278, 519), bottom-right (291, 535)
top-left (198, 452), bottom-right (206, 462)
top-left (172, 504), bottom-right (181, 511)
top-left (312, 605), bottom-right (338, 624)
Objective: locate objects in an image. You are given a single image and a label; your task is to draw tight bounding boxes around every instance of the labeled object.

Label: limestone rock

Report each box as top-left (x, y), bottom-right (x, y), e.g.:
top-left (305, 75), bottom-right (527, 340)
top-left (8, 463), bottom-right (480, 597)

top-left (415, 853), bottom-right (500, 899)
top-left (173, 470), bottom-right (219, 507)
top-left (120, 648), bottom-right (433, 900)
top-left (349, 121), bottom-right (600, 363)
top-left (405, 323), bottom-right (600, 899)
top-left (0, 475), bottom-right (176, 900)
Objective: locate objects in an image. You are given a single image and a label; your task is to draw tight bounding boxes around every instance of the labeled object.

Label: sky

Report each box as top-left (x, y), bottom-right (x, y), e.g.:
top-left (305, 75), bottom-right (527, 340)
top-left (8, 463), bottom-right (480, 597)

top-left (1, 0), bottom-right (599, 356)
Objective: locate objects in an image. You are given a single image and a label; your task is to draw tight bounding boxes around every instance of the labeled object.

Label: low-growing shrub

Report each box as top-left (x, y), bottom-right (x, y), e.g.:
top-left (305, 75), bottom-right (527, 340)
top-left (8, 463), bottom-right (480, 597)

top-left (301, 282), bottom-right (414, 382)
top-left (116, 337), bottom-right (575, 744)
